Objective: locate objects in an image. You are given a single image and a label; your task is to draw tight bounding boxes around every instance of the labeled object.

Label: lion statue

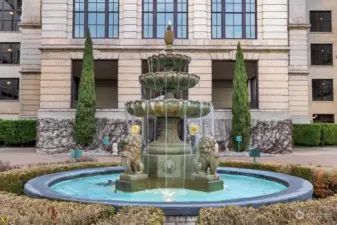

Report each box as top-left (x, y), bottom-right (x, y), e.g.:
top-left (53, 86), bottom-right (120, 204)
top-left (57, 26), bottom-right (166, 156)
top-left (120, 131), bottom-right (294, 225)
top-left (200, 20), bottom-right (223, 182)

top-left (194, 135), bottom-right (220, 176)
top-left (119, 133), bottom-right (144, 175)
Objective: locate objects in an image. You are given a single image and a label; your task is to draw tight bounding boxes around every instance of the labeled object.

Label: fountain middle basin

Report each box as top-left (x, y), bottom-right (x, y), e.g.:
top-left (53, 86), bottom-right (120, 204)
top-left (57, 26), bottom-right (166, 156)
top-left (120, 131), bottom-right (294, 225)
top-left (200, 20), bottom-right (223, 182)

top-left (24, 166), bottom-right (313, 216)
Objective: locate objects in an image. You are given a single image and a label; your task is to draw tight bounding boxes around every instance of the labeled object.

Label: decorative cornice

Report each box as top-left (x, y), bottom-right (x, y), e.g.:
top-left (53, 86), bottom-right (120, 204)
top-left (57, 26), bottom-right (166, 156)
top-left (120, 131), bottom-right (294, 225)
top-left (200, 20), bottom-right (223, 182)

top-left (39, 45), bottom-right (290, 52)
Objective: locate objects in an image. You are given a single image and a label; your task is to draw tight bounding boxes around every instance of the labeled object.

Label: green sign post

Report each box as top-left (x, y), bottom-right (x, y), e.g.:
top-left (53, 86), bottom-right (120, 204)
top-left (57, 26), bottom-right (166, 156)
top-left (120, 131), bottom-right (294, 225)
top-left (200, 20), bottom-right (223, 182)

top-left (71, 149), bottom-right (83, 166)
top-left (236, 135), bottom-right (242, 152)
top-left (103, 136), bottom-right (110, 145)
top-left (249, 147), bottom-right (261, 163)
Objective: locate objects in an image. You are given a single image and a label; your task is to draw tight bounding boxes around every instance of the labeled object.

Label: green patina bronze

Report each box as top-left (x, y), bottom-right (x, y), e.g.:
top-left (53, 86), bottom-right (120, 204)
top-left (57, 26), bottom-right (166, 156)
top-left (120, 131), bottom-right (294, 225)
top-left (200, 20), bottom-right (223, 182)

top-left (116, 24), bottom-right (223, 193)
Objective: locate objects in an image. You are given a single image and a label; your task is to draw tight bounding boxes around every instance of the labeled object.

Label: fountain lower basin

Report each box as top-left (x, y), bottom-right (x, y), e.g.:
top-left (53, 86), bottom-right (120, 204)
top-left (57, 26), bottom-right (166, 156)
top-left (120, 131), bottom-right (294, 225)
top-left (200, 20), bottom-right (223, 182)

top-left (24, 167), bottom-right (313, 216)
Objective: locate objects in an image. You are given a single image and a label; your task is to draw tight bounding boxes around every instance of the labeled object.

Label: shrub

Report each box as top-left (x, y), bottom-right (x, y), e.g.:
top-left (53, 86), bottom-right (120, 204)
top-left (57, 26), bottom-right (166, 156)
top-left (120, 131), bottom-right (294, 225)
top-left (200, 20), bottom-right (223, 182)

top-left (0, 120), bottom-right (36, 146)
top-left (0, 162), bottom-right (164, 225)
top-left (198, 195), bottom-right (337, 225)
top-left (292, 124), bottom-right (321, 146)
top-left (0, 161), bottom-right (20, 172)
top-left (321, 124), bottom-right (337, 145)
top-left (0, 162), bottom-right (119, 194)
top-left (0, 192), bottom-right (114, 225)
top-left (231, 43), bottom-right (251, 151)
top-left (75, 30), bottom-right (96, 147)
top-left (219, 160), bottom-right (337, 198)
top-left (97, 207), bottom-right (164, 225)
top-left (0, 157), bottom-right (97, 173)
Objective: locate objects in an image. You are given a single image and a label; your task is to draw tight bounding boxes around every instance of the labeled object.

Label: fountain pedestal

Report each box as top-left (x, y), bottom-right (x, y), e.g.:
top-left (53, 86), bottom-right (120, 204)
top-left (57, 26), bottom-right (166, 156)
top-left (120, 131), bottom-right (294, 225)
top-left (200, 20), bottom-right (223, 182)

top-left (143, 153), bottom-right (194, 179)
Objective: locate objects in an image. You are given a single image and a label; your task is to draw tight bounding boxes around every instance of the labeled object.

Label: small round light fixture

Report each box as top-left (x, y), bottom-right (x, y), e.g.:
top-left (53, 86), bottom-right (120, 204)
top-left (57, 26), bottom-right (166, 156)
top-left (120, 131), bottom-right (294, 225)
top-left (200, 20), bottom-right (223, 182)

top-left (320, 17), bottom-right (323, 20)
top-left (9, 11), bottom-right (14, 15)
top-left (7, 48), bottom-right (12, 52)
top-left (6, 81), bottom-right (11, 85)
top-left (189, 124), bottom-right (199, 135)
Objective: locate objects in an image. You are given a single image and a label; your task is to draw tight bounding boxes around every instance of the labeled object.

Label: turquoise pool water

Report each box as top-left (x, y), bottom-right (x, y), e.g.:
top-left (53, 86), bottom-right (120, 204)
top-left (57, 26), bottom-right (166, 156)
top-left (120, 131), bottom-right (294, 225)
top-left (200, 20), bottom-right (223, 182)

top-left (51, 174), bottom-right (286, 202)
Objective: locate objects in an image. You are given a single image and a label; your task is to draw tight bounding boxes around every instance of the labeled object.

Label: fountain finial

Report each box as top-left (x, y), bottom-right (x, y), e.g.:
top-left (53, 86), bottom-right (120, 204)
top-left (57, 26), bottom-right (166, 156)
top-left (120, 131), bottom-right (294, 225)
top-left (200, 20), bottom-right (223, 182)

top-left (164, 22), bottom-right (174, 51)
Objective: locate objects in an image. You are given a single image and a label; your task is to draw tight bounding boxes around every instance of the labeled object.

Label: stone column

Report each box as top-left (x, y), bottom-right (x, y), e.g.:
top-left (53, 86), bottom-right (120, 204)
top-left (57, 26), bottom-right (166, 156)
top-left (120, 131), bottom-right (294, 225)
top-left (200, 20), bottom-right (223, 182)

top-left (288, 0), bottom-right (310, 124)
top-left (20, 0), bottom-right (42, 118)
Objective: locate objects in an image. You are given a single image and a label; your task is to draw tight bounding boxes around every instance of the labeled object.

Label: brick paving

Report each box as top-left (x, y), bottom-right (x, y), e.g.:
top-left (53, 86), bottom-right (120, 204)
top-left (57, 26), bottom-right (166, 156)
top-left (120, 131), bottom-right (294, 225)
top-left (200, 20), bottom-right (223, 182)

top-left (0, 147), bottom-right (337, 167)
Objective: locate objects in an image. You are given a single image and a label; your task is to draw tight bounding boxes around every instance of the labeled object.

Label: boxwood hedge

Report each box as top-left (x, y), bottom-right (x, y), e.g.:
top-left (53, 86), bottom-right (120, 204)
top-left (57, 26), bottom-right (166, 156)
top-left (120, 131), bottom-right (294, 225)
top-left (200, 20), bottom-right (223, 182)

top-left (0, 120), bottom-right (36, 146)
top-left (292, 124), bottom-right (321, 146)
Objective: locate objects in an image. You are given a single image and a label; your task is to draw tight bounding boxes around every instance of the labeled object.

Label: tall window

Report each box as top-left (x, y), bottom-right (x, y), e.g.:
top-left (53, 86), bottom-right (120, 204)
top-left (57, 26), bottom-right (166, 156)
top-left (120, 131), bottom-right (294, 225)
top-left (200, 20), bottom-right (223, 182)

top-left (312, 79), bottom-right (333, 101)
top-left (311, 44), bottom-right (333, 65)
top-left (212, 0), bottom-right (256, 39)
top-left (310, 11), bottom-right (331, 32)
top-left (143, 0), bottom-right (188, 39)
top-left (0, 43), bottom-right (20, 64)
top-left (74, 0), bottom-right (119, 38)
top-left (0, 78), bottom-right (19, 100)
top-left (0, 0), bottom-right (22, 31)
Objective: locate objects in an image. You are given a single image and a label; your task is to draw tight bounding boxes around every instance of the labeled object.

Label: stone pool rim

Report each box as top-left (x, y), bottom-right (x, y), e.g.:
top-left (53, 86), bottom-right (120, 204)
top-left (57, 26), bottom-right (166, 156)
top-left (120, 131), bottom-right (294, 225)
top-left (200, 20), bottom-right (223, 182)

top-left (24, 166), bottom-right (313, 216)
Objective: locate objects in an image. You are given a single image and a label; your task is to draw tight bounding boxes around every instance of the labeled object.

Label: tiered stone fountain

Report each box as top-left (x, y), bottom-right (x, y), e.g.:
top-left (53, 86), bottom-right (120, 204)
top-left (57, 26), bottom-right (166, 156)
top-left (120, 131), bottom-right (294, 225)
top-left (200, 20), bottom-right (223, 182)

top-left (115, 24), bottom-right (224, 192)
top-left (24, 24), bottom-right (313, 217)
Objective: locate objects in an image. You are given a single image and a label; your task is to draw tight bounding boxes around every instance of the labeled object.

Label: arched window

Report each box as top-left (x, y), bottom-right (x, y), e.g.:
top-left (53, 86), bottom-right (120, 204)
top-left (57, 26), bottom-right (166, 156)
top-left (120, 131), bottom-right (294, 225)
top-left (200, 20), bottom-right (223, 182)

top-left (73, 0), bottom-right (119, 38)
top-left (211, 0), bottom-right (256, 39)
top-left (143, 0), bottom-right (188, 39)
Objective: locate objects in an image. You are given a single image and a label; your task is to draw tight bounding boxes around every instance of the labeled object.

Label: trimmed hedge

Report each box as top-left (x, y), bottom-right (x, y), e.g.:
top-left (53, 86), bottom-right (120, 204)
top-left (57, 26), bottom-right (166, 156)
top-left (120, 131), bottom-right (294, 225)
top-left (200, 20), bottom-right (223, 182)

top-left (0, 192), bottom-right (114, 225)
top-left (0, 162), bottom-right (120, 194)
top-left (292, 124), bottom-right (321, 146)
top-left (97, 207), bottom-right (164, 225)
top-left (199, 161), bottom-right (337, 225)
top-left (0, 162), bottom-right (165, 225)
top-left (3, 160), bottom-right (337, 225)
top-left (293, 123), bottom-right (337, 146)
top-left (321, 124), bottom-right (337, 145)
top-left (0, 120), bottom-right (36, 146)
top-left (199, 195), bottom-right (337, 225)
top-left (220, 161), bottom-right (337, 198)
top-left (0, 192), bottom-right (164, 225)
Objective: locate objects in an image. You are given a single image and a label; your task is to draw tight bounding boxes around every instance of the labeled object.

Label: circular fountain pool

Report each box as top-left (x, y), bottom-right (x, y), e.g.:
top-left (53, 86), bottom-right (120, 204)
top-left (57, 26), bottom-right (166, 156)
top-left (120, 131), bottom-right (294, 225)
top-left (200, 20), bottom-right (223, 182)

top-left (51, 173), bottom-right (286, 202)
top-left (24, 166), bottom-right (313, 216)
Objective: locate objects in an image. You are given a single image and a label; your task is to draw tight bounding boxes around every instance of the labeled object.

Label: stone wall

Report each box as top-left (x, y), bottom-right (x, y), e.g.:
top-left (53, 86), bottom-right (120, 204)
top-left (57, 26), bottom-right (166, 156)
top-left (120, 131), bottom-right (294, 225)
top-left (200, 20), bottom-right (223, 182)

top-left (37, 118), bottom-right (131, 153)
top-left (37, 116), bottom-right (292, 154)
top-left (188, 117), bottom-right (292, 154)
top-left (251, 119), bottom-right (292, 153)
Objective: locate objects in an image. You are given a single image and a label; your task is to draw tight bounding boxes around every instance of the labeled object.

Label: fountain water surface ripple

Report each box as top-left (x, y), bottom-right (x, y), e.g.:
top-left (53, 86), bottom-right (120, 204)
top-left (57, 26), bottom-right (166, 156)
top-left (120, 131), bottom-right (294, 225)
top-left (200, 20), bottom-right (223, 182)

top-left (51, 174), bottom-right (286, 202)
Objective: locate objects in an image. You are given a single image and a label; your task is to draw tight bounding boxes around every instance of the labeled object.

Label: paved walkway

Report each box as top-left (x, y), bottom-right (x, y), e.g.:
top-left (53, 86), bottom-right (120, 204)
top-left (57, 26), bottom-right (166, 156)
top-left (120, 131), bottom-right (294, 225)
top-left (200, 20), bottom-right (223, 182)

top-left (0, 147), bottom-right (337, 168)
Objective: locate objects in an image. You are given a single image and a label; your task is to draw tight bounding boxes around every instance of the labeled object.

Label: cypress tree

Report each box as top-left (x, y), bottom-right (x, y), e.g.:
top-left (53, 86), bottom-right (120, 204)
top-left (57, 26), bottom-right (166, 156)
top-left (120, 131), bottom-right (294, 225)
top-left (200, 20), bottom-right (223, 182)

top-left (231, 42), bottom-right (251, 151)
top-left (74, 30), bottom-right (96, 147)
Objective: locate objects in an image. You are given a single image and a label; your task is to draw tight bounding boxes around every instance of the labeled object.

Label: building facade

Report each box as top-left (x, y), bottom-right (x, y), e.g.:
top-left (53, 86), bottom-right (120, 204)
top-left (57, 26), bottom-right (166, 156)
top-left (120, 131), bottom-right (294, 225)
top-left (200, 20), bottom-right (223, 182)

top-left (0, 0), bottom-right (316, 153)
top-left (307, 0), bottom-right (337, 124)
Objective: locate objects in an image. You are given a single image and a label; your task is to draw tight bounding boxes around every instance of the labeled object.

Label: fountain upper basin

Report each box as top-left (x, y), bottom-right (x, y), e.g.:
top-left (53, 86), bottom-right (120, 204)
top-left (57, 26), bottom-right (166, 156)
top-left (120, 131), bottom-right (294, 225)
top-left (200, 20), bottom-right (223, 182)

top-left (139, 72), bottom-right (200, 91)
top-left (125, 100), bottom-right (211, 118)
